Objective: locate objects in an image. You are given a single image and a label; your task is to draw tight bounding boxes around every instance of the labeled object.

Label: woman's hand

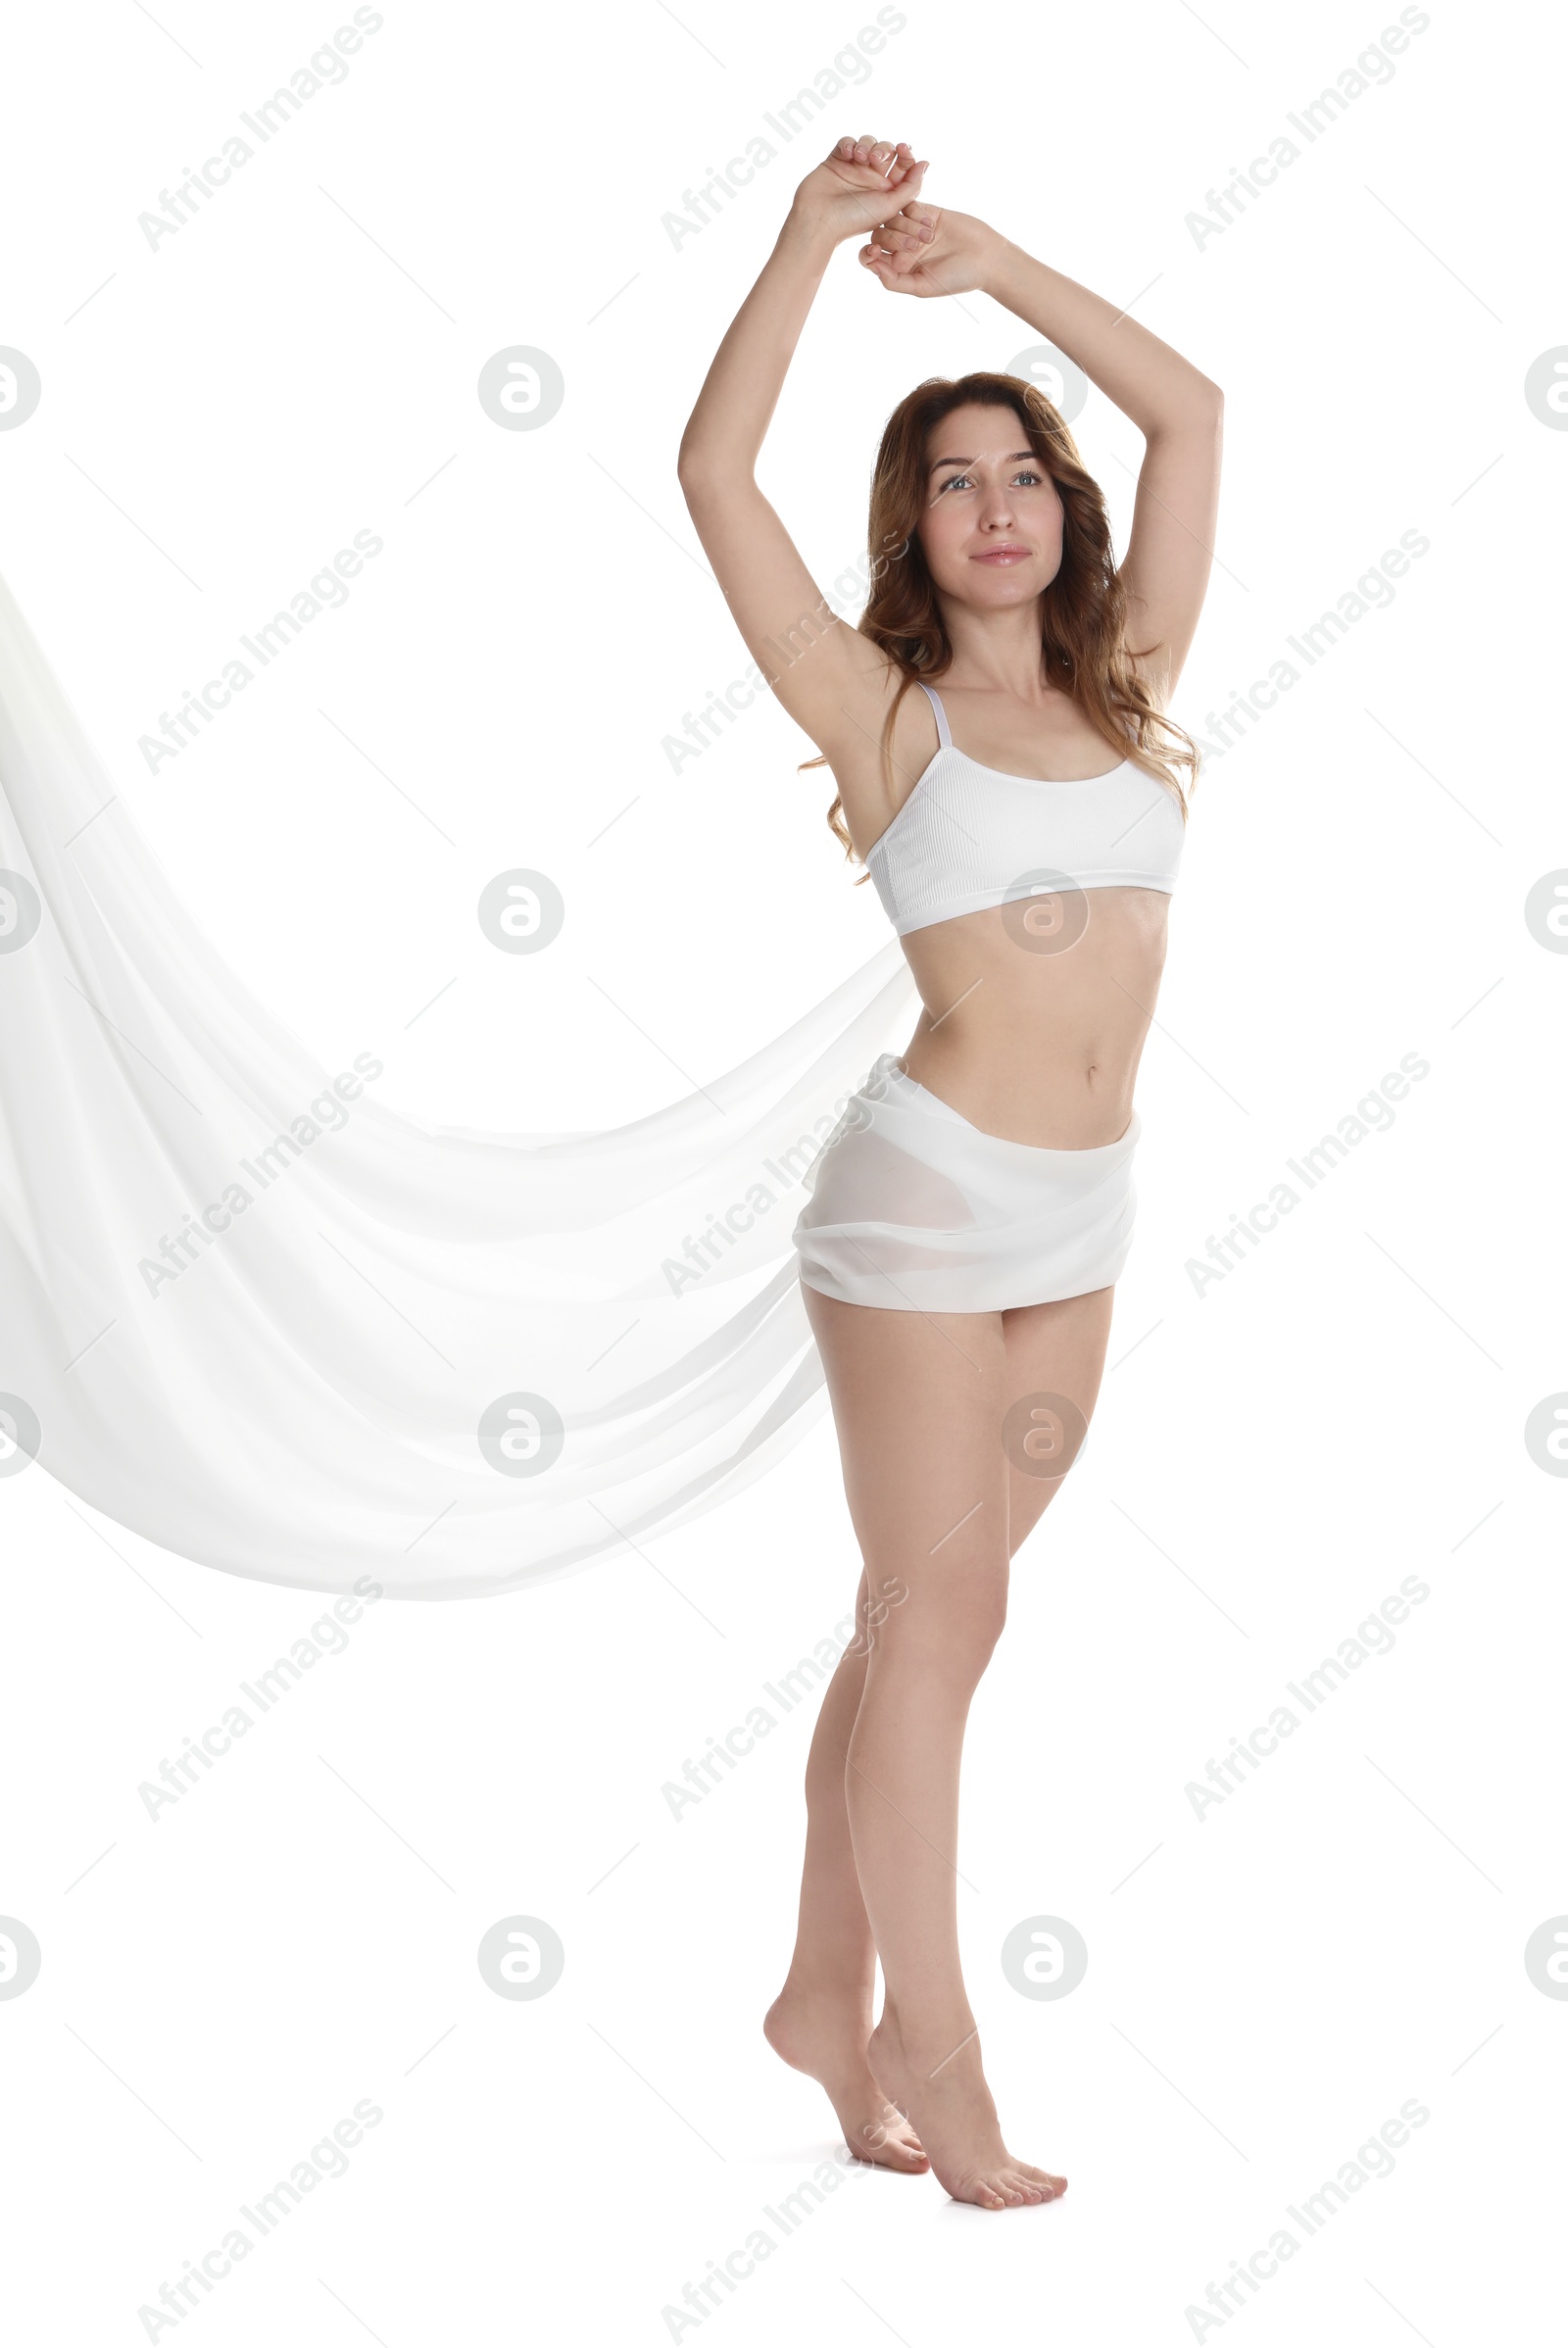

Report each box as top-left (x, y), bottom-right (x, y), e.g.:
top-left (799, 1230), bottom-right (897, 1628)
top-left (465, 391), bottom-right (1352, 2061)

top-left (858, 198), bottom-right (1003, 300)
top-left (789, 134), bottom-right (929, 248)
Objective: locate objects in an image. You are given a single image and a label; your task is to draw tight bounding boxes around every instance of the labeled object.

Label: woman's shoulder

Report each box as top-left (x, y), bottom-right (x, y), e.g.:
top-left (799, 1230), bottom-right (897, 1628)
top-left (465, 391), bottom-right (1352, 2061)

top-left (818, 657), bottom-right (942, 857)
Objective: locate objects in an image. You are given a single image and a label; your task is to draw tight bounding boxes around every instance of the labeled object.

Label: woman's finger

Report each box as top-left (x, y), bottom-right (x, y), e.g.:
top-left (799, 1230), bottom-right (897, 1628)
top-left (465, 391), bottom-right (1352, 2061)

top-left (837, 135), bottom-right (923, 186)
top-left (858, 245), bottom-right (911, 289)
top-left (852, 133), bottom-right (908, 171)
top-left (874, 209), bottom-right (934, 249)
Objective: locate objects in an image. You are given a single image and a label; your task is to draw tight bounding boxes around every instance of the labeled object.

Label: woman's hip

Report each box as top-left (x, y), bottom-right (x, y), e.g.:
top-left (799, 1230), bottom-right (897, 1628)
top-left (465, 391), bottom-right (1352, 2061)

top-left (792, 1053), bottom-right (1141, 1314)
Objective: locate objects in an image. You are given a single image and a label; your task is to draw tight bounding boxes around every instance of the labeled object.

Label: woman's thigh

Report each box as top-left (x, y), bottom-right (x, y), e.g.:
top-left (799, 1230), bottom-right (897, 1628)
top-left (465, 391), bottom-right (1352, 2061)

top-left (1000, 1284), bottom-right (1117, 1553)
top-left (801, 1283), bottom-right (1012, 1657)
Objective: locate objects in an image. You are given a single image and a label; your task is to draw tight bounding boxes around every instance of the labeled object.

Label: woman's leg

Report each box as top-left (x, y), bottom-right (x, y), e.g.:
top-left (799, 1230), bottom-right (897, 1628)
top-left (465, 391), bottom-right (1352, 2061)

top-left (763, 1562), bottom-right (931, 2171)
top-left (773, 1278), bottom-right (1114, 2206)
top-left (999, 1285), bottom-right (1116, 1552)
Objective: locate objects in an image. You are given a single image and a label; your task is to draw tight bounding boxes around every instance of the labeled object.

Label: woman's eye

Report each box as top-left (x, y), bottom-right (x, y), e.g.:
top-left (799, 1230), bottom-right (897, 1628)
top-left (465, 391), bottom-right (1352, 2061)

top-left (938, 468), bottom-right (1043, 495)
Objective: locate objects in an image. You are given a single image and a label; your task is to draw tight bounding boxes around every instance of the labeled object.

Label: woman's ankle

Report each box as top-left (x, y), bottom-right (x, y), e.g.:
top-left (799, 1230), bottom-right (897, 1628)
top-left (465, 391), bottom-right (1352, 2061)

top-left (874, 1999), bottom-right (979, 2072)
top-left (772, 1960), bottom-right (875, 2015)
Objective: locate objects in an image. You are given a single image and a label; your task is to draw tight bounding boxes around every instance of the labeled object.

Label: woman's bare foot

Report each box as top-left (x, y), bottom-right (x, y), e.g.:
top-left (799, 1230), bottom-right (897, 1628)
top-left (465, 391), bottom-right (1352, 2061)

top-left (867, 2010), bottom-right (1065, 2211)
top-left (764, 1985), bottom-right (930, 2172)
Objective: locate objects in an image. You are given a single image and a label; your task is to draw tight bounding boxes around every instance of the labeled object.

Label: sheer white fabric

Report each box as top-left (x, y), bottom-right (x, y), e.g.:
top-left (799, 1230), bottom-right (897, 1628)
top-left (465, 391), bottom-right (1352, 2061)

top-left (795, 1053), bottom-right (1140, 1311)
top-left (0, 570), bottom-right (918, 1598)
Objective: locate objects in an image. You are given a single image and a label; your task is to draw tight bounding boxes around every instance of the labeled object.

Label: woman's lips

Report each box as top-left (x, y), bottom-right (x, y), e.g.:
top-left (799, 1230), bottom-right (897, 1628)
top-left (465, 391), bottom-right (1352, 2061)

top-left (971, 547), bottom-right (1031, 564)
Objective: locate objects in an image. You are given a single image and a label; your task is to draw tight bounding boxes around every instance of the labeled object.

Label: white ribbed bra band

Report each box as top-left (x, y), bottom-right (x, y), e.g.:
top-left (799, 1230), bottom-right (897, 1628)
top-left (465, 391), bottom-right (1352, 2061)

top-left (0, 565), bottom-right (921, 1599)
top-left (865, 677), bottom-right (1187, 936)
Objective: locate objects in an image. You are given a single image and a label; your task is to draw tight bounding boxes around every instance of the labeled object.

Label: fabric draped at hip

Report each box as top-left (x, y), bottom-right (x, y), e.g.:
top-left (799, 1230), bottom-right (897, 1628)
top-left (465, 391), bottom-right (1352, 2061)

top-left (793, 1053), bottom-right (1140, 1313)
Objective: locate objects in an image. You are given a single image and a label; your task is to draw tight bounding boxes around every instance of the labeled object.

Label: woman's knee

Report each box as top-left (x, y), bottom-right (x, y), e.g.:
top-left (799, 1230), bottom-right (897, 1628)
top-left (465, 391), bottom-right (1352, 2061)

top-left (871, 1563), bottom-right (1009, 1682)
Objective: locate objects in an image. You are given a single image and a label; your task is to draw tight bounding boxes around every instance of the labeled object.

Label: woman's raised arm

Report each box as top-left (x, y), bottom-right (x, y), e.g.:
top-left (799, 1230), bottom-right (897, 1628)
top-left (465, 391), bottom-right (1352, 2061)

top-left (676, 136), bottom-right (928, 757)
top-left (860, 201), bottom-right (1224, 701)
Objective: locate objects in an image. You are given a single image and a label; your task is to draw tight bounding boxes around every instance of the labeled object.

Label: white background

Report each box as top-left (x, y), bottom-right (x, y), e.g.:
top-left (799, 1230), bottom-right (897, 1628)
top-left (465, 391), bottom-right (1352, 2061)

top-left (1, 0), bottom-right (1563, 2339)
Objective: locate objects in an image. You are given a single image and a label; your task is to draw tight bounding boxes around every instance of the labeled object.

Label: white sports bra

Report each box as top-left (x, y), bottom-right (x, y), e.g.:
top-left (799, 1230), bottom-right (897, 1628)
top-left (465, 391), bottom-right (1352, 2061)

top-left (865, 681), bottom-right (1185, 939)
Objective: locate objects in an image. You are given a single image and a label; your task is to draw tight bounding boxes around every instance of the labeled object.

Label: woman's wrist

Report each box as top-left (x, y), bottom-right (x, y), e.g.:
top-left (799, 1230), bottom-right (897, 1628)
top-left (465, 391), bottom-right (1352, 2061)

top-left (973, 227), bottom-right (1022, 304)
top-left (781, 196), bottom-right (854, 262)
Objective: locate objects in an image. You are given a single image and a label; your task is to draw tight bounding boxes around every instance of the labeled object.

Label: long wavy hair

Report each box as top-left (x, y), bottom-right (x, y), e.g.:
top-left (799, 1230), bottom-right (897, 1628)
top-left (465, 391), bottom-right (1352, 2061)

top-left (808, 371), bottom-right (1200, 876)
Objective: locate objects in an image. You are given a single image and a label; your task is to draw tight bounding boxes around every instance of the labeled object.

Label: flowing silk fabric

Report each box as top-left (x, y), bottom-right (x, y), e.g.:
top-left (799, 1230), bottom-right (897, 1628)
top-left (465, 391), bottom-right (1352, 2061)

top-left (0, 570), bottom-right (918, 1597)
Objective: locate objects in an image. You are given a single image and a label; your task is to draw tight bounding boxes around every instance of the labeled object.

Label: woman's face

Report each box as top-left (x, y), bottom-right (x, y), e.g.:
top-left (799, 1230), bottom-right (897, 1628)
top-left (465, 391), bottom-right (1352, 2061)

top-left (914, 402), bottom-right (1064, 608)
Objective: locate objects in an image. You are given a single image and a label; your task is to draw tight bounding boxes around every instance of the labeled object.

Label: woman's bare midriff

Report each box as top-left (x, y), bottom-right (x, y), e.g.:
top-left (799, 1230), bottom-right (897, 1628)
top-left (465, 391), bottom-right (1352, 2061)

top-left (894, 885), bottom-right (1170, 1149)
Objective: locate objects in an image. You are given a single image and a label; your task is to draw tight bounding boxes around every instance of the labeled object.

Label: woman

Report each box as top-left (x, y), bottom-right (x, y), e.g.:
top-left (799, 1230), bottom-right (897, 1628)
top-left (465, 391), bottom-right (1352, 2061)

top-left (678, 133), bottom-right (1221, 2213)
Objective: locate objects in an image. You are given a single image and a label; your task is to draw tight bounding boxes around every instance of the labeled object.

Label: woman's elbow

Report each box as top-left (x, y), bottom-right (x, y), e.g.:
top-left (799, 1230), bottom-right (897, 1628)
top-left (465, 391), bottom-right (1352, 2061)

top-left (676, 442), bottom-right (751, 511)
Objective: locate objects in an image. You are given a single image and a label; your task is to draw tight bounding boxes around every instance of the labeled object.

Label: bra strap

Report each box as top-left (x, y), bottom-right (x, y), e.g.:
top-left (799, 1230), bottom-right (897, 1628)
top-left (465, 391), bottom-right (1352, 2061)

top-left (917, 679), bottom-right (952, 749)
